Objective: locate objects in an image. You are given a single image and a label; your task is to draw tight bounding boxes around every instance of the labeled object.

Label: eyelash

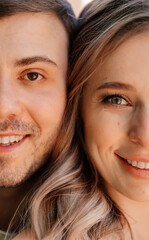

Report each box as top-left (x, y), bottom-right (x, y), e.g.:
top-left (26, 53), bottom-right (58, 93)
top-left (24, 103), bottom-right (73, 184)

top-left (101, 93), bottom-right (131, 107)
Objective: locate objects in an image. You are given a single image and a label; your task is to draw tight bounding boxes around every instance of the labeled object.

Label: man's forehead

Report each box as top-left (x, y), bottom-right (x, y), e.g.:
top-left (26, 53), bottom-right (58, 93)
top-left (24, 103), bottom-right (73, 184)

top-left (0, 12), bottom-right (66, 32)
top-left (0, 12), bottom-right (68, 76)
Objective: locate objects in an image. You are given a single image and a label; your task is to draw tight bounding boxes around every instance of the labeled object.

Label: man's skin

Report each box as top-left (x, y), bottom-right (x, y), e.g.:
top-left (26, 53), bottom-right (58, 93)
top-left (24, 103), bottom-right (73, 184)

top-left (0, 12), bottom-right (68, 231)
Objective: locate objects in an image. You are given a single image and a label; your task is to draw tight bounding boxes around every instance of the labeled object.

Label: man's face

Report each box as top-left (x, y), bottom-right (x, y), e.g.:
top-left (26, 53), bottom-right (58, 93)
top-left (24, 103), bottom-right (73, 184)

top-left (0, 13), bottom-right (68, 187)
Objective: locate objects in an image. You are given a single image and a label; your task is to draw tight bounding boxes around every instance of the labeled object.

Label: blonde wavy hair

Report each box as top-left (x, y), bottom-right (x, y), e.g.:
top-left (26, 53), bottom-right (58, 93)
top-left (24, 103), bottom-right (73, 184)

top-left (29, 0), bottom-right (149, 239)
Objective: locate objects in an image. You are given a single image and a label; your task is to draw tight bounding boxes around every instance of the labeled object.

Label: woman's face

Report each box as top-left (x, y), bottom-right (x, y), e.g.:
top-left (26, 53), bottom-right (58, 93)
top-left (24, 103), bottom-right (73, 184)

top-left (81, 31), bottom-right (149, 202)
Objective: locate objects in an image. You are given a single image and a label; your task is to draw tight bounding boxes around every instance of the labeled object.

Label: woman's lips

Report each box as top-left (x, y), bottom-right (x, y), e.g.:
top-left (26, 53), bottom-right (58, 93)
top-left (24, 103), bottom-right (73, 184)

top-left (116, 153), bottom-right (149, 179)
top-left (119, 156), bottom-right (149, 170)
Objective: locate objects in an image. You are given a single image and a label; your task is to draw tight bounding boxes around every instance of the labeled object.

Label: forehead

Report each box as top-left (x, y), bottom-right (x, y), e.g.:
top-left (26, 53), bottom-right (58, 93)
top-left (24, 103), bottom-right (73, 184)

top-left (0, 12), bottom-right (68, 72)
top-left (90, 31), bottom-right (149, 88)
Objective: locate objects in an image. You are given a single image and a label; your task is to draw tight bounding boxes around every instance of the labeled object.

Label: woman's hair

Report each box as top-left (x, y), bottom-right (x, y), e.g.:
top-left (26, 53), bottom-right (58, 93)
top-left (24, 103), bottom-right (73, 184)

top-left (29, 0), bottom-right (149, 239)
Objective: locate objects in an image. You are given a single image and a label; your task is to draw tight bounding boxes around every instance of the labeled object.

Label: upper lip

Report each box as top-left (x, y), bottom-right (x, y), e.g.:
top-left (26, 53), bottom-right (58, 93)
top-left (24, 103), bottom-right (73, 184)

top-left (115, 153), bottom-right (149, 163)
top-left (0, 133), bottom-right (27, 136)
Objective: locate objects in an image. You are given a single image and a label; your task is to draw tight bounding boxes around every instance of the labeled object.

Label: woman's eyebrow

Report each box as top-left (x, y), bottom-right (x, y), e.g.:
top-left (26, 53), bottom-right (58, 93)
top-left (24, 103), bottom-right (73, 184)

top-left (14, 56), bottom-right (58, 67)
top-left (96, 81), bottom-right (136, 91)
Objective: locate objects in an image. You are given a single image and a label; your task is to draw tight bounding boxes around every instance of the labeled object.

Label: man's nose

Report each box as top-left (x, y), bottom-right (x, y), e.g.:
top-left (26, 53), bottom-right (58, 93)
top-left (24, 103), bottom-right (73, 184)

top-left (129, 107), bottom-right (149, 147)
top-left (0, 79), bottom-right (23, 120)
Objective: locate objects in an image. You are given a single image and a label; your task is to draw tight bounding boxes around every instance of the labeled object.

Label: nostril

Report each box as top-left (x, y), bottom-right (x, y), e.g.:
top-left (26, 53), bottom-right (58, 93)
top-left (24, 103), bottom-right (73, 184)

top-left (8, 114), bottom-right (18, 119)
top-left (128, 130), bottom-right (141, 144)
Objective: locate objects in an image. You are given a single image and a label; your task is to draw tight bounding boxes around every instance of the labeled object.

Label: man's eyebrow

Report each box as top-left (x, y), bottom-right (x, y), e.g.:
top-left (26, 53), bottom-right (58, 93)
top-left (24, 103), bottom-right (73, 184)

top-left (15, 56), bottom-right (58, 67)
top-left (96, 81), bottom-right (136, 91)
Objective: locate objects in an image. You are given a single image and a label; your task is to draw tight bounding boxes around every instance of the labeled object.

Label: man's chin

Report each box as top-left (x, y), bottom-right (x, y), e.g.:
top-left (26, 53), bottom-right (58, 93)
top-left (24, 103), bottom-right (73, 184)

top-left (0, 160), bottom-right (49, 189)
top-left (0, 167), bottom-right (38, 189)
top-left (0, 175), bottom-right (32, 189)
top-left (0, 177), bottom-right (30, 188)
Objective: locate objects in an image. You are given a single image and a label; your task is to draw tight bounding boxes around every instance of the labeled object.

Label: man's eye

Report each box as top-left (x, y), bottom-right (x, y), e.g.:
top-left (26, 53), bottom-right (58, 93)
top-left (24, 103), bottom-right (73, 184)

top-left (103, 95), bottom-right (128, 106)
top-left (23, 72), bottom-right (43, 81)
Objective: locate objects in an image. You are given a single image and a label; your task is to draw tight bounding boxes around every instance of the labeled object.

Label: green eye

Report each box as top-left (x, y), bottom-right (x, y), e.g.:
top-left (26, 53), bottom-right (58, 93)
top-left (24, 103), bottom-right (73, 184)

top-left (110, 97), bottom-right (124, 105)
top-left (24, 72), bottom-right (43, 81)
top-left (103, 95), bottom-right (128, 106)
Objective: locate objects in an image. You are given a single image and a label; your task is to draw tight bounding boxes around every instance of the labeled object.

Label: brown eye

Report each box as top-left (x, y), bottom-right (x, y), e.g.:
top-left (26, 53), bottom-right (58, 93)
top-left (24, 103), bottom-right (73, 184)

top-left (24, 72), bottom-right (43, 81)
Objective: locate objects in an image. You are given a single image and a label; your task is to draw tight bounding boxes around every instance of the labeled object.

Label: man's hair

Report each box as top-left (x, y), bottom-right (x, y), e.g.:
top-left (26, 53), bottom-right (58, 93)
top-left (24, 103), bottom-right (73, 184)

top-left (0, 0), bottom-right (76, 47)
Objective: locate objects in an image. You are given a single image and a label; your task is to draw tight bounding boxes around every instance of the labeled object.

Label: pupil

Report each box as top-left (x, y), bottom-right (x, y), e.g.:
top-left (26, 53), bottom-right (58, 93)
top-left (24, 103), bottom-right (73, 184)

top-left (27, 72), bottom-right (38, 80)
top-left (111, 97), bottom-right (122, 105)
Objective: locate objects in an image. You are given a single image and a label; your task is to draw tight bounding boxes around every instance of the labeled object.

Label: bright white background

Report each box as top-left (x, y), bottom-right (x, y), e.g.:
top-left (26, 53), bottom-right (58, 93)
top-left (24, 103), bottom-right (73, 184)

top-left (68, 0), bottom-right (92, 15)
top-left (82, 0), bottom-right (92, 4)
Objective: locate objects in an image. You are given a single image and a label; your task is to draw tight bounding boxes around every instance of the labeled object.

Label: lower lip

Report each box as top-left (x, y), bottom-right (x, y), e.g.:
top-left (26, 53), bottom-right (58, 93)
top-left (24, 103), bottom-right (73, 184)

top-left (117, 154), bottom-right (149, 179)
top-left (0, 136), bottom-right (28, 152)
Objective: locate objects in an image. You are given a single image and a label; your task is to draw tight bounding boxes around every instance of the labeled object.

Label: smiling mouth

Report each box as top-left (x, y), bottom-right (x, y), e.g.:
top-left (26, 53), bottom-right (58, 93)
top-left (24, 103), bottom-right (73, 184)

top-left (118, 155), bottom-right (149, 170)
top-left (0, 135), bottom-right (27, 146)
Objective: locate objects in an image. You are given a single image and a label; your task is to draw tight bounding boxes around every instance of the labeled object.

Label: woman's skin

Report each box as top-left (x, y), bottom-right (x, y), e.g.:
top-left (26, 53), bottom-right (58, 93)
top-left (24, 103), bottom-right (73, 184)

top-left (12, 229), bottom-right (34, 240)
top-left (81, 31), bottom-right (149, 240)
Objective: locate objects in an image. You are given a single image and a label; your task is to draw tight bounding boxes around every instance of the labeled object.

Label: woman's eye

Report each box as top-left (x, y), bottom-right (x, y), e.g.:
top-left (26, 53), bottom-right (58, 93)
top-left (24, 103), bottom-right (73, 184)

top-left (23, 72), bottom-right (43, 81)
top-left (103, 95), bottom-right (128, 106)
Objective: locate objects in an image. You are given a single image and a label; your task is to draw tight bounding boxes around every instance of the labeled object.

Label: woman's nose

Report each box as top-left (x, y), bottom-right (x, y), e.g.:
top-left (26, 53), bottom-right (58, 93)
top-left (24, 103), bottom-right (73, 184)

top-left (129, 107), bottom-right (149, 147)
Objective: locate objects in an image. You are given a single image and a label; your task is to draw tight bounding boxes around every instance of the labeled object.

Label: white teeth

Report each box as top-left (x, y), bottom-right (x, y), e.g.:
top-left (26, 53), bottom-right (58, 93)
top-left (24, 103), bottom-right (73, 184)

top-left (10, 136), bottom-right (15, 143)
top-left (132, 161), bottom-right (137, 167)
top-left (137, 162), bottom-right (145, 169)
top-left (146, 163), bottom-right (149, 169)
top-left (0, 136), bottom-right (24, 145)
top-left (126, 159), bottom-right (149, 169)
top-left (2, 136), bottom-right (9, 144)
top-left (15, 136), bottom-right (19, 142)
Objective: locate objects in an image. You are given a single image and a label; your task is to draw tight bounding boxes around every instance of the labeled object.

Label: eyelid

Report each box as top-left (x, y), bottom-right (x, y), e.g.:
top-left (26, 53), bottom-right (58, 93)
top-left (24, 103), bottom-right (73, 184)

top-left (103, 94), bottom-right (128, 105)
top-left (24, 72), bottom-right (43, 81)
top-left (19, 68), bottom-right (46, 81)
top-left (105, 95), bottom-right (131, 107)
top-left (96, 91), bottom-right (132, 107)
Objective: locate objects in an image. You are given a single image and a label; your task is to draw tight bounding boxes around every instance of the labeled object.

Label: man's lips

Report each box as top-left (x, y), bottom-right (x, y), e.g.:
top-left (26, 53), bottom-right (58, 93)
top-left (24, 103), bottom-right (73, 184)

top-left (116, 154), bottom-right (149, 170)
top-left (0, 134), bottom-right (29, 146)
